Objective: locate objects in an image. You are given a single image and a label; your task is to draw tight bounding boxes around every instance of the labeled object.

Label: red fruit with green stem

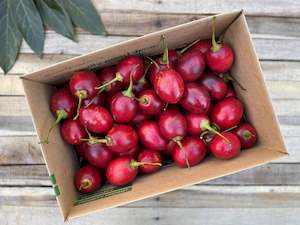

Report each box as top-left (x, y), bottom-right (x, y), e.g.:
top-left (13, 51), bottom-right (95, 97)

top-left (138, 89), bottom-right (163, 115)
top-left (138, 121), bottom-right (167, 151)
top-left (79, 105), bottom-right (113, 134)
top-left (191, 39), bottom-right (212, 54)
top-left (81, 125), bottom-right (138, 154)
top-left (69, 71), bottom-right (101, 120)
top-left (130, 110), bottom-right (151, 126)
top-left (98, 66), bottom-right (123, 94)
top-left (173, 136), bottom-right (207, 168)
top-left (138, 149), bottom-right (162, 173)
top-left (80, 142), bottom-right (115, 169)
top-left (176, 50), bottom-right (206, 81)
top-left (106, 157), bottom-right (162, 186)
top-left (61, 118), bottom-right (87, 145)
top-left (118, 145), bottom-right (140, 158)
top-left (133, 62), bottom-right (151, 95)
top-left (75, 165), bottom-right (102, 193)
top-left (40, 88), bottom-right (76, 144)
top-left (206, 17), bottom-right (234, 73)
top-left (199, 73), bottom-right (228, 100)
top-left (180, 82), bottom-right (211, 114)
top-left (232, 123), bottom-right (257, 149)
top-left (211, 97), bottom-right (244, 129)
top-left (209, 131), bottom-right (241, 159)
top-left (82, 93), bottom-right (105, 107)
top-left (110, 67), bottom-right (138, 123)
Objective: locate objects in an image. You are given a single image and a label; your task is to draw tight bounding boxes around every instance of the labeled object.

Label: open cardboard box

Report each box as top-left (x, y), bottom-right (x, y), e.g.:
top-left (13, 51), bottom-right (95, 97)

top-left (21, 11), bottom-right (288, 220)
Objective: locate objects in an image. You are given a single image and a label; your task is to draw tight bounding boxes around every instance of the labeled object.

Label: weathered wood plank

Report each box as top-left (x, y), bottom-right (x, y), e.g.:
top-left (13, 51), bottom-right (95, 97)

top-left (1, 186), bottom-right (300, 208)
top-left (1, 206), bottom-right (300, 225)
top-left (76, 12), bottom-right (300, 37)
top-left (94, 0), bottom-right (300, 17)
top-left (1, 163), bottom-right (300, 187)
top-left (16, 31), bottom-right (300, 61)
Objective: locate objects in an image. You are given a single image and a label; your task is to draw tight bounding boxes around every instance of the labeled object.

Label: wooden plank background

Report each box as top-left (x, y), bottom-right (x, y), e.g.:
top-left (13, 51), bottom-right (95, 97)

top-left (1, 1), bottom-right (300, 224)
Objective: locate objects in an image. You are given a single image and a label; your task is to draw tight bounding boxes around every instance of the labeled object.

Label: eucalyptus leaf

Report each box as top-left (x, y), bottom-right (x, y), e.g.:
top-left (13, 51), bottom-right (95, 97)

top-left (61, 0), bottom-right (107, 35)
top-left (11, 0), bottom-right (45, 57)
top-left (0, 0), bottom-right (22, 73)
top-left (35, 0), bottom-right (74, 40)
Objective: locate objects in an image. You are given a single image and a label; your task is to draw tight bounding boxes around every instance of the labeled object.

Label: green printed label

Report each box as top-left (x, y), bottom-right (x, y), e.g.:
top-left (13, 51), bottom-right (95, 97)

top-left (74, 184), bottom-right (132, 205)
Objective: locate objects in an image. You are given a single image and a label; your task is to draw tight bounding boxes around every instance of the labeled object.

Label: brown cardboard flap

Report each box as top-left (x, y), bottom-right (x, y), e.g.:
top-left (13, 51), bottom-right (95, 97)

top-left (22, 79), bottom-right (78, 219)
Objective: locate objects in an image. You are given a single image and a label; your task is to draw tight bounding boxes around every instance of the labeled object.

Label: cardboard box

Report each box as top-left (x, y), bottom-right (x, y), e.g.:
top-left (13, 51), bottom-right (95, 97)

top-left (21, 11), bottom-right (288, 220)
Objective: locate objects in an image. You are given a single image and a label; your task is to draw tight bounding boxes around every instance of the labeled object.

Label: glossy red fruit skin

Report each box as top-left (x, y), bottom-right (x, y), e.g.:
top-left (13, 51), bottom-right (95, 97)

top-left (82, 94), bottom-right (105, 107)
top-left (191, 39), bottom-right (212, 54)
top-left (211, 97), bottom-right (244, 129)
top-left (176, 50), bottom-right (205, 81)
top-left (199, 73), bottom-right (228, 100)
top-left (118, 145), bottom-right (140, 158)
top-left (164, 140), bottom-right (176, 156)
top-left (225, 86), bottom-right (236, 98)
top-left (116, 56), bottom-right (144, 84)
top-left (180, 82), bottom-right (211, 114)
top-left (206, 43), bottom-right (234, 73)
top-left (173, 136), bottom-right (207, 168)
top-left (79, 105), bottom-right (113, 134)
top-left (186, 113), bottom-right (209, 135)
top-left (209, 131), bottom-right (241, 159)
top-left (50, 88), bottom-right (76, 117)
top-left (82, 142), bottom-right (115, 169)
top-left (75, 165), bottom-right (102, 193)
top-left (133, 79), bottom-right (150, 95)
top-left (110, 92), bottom-right (138, 123)
top-left (159, 109), bottom-right (187, 140)
top-left (99, 67), bottom-right (123, 93)
top-left (106, 157), bottom-right (138, 186)
top-left (61, 119), bottom-right (86, 145)
top-left (106, 125), bottom-right (138, 154)
top-left (69, 71), bottom-right (101, 100)
top-left (168, 49), bottom-right (178, 65)
top-left (130, 110), bottom-right (150, 126)
top-left (75, 144), bottom-right (86, 157)
top-left (138, 149), bottom-right (162, 173)
top-left (148, 56), bottom-right (175, 84)
top-left (153, 68), bottom-right (185, 104)
top-left (138, 90), bottom-right (163, 115)
top-left (232, 123), bottom-right (257, 149)
top-left (138, 121), bottom-right (167, 151)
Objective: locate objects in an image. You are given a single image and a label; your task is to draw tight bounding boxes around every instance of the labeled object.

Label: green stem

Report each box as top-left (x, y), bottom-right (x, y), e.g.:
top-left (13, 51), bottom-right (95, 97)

top-left (39, 109), bottom-right (68, 144)
top-left (161, 35), bottom-right (169, 67)
top-left (130, 160), bottom-right (162, 168)
top-left (201, 120), bottom-right (230, 143)
top-left (146, 56), bottom-right (160, 70)
top-left (73, 90), bottom-right (87, 120)
top-left (95, 73), bottom-right (123, 90)
top-left (81, 128), bottom-right (110, 145)
top-left (224, 125), bottom-right (238, 132)
top-left (179, 39), bottom-right (200, 54)
top-left (122, 64), bottom-right (139, 97)
top-left (173, 137), bottom-right (190, 168)
top-left (139, 61), bottom-right (152, 83)
top-left (84, 88), bottom-right (105, 108)
top-left (223, 74), bottom-right (246, 91)
top-left (211, 16), bottom-right (221, 52)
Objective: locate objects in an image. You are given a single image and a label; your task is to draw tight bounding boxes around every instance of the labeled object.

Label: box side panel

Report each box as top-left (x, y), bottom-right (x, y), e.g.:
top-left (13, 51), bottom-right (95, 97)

top-left (22, 11), bottom-right (241, 85)
top-left (21, 79), bottom-right (78, 219)
top-left (223, 14), bottom-right (287, 154)
top-left (68, 147), bottom-right (285, 219)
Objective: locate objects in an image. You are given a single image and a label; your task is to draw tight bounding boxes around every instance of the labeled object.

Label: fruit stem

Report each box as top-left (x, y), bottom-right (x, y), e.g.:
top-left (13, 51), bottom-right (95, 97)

top-left (224, 125), bottom-right (238, 132)
top-left (223, 74), bottom-right (246, 91)
top-left (79, 179), bottom-right (92, 190)
top-left (74, 90), bottom-right (87, 120)
top-left (139, 61), bottom-right (152, 83)
top-left (179, 39), bottom-right (200, 54)
top-left (200, 120), bottom-right (230, 143)
top-left (146, 56), bottom-right (160, 70)
top-left (81, 128), bottom-right (111, 145)
top-left (211, 16), bottom-right (221, 52)
top-left (130, 160), bottom-right (162, 168)
top-left (95, 73), bottom-right (123, 90)
top-left (39, 109), bottom-right (68, 144)
top-left (173, 137), bottom-right (190, 169)
top-left (122, 64), bottom-right (139, 98)
top-left (161, 35), bottom-right (169, 67)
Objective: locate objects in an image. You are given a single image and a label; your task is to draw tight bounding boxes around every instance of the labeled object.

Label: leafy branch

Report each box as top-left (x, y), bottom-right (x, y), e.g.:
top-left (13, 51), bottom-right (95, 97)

top-left (0, 0), bottom-right (106, 74)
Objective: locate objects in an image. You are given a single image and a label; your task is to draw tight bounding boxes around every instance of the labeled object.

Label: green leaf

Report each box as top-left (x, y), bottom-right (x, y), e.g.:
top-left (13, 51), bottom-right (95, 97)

top-left (0, 0), bottom-right (22, 74)
top-left (35, 0), bottom-right (74, 40)
top-left (61, 0), bottom-right (107, 35)
top-left (11, 0), bottom-right (44, 57)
